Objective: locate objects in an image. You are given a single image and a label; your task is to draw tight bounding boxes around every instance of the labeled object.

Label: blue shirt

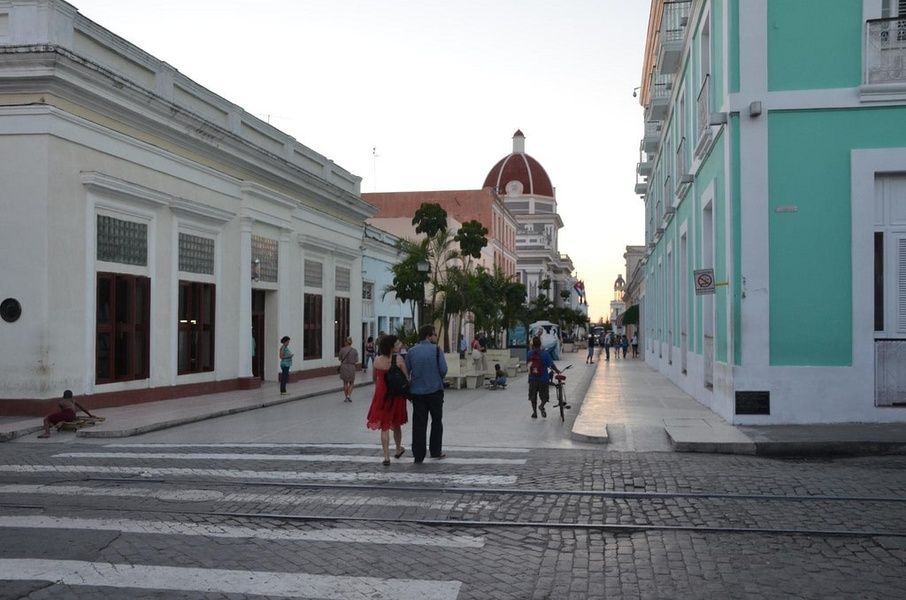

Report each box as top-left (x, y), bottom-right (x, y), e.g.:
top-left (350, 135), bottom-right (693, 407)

top-left (405, 340), bottom-right (448, 394)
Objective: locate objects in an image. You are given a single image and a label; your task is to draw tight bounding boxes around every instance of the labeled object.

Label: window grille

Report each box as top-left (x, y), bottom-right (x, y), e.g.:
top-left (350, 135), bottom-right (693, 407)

top-left (178, 233), bottom-right (214, 274)
top-left (251, 235), bottom-right (278, 282)
top-left (304, 260), bottom-right (323, 287)
top-left (97, 215), bottom-right (147, 266)
top-left (336, 266), bottom-right (351, 292)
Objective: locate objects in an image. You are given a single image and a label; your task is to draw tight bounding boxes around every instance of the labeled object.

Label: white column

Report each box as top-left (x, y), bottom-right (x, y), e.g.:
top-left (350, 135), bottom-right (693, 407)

top-left (736, 0), bottom-right (770, 373)
top-left (237, 217), bottom-right (253, 377)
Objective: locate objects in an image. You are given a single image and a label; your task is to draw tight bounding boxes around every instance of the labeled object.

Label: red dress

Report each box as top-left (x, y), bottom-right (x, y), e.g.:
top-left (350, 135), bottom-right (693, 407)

top-left (366, 367), bottom-right (409, 431)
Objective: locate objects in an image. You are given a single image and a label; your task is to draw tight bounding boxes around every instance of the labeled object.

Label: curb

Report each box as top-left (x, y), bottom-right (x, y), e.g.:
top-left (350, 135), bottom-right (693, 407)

top-left (569, 362), bottom-right (608, 444)
top-left (74, 381), bottom-right (375, 439)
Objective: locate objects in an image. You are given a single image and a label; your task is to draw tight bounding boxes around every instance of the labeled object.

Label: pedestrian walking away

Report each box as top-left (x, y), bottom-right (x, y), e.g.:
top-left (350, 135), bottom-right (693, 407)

top-left (603, 332), bottom-right (611, 361)
top-left (405, 324), bottom-right (448, 463)
top-left (631, 333), bottom-right (639, 358)
top-left (586, 332), bottom-right (596, 364)
top-left (338, 336), bottom-right (358, 402)
top-left (365, 334), bottom-right (409, 465)
top-left (278, 336), bottom-right (293, 395)
top-left (526, 335), bottom-right (561, 419)
top-left (363, 336), bottom-right (375, 372)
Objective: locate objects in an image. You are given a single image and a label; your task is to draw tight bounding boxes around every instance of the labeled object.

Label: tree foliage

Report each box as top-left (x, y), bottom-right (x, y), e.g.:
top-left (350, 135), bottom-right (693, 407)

top-left (412, 203), bottom-right (448, 238)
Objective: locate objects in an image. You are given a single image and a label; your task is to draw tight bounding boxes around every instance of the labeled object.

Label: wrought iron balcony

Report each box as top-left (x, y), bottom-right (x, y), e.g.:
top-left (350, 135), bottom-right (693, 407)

top-left (657, 1), bottom-right (691, 75)
top-left (637, 147), bottom-right (653, 178)
top-left (642, 121), bottom-right (662, 154)
top-left (695, 74), bottom-right (713, 158)
top-left (865, 17), bottom-right (906, 85)
top-left (645, 72), bottom-right (672, 121)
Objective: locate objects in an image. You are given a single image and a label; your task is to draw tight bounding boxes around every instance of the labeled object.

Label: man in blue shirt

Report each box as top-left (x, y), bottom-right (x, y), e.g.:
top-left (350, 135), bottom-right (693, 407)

top-left (527, 335), bottom-right (560, 418)
top-left (405, 324), bottom-right (448, 462)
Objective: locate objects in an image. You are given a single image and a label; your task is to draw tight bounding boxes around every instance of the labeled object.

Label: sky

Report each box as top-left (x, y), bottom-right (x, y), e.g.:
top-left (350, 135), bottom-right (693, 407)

top-left (71, 0), bottom-right (651, 322)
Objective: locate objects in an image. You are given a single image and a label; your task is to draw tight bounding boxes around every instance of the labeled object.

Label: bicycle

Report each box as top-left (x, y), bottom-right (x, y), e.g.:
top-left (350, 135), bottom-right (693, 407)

top-left (549, 364), bottom-right (573, 422)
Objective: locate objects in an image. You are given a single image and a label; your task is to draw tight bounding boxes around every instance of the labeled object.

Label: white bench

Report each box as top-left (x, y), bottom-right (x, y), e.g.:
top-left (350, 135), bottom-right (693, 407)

top-left (443, 354), bottom-right (483, 389)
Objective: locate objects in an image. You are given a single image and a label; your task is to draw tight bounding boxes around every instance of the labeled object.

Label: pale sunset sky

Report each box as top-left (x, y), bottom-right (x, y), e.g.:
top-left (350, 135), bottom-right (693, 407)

top-left (70, 0), bottom-right (652, 321)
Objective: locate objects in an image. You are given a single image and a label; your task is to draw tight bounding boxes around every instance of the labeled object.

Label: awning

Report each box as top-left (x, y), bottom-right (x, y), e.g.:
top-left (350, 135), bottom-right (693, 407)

top-left (617, 304), bottom-right (639, 326)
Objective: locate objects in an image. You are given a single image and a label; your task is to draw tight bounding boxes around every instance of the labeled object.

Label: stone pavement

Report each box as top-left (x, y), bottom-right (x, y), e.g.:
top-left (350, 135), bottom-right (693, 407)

top-left (3, 351), bottom-right (906, 455)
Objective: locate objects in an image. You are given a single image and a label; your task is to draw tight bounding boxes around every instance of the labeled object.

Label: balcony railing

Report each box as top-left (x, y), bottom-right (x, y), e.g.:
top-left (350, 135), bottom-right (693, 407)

top-left (642, 121), bottom-right (662, 154)
top-left (658, 1), bottom-right (692, 75)
top-left (675, 136), bottom-right (691, 196)
top-left (646, 72), bottom-right (672, 121)
top-left (695, 74), bottom-right (712, 157)
top-left (865, 17), bottom-right (906, 85)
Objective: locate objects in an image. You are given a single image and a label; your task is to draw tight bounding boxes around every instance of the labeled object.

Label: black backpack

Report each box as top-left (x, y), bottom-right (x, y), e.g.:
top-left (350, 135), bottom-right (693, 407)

top-left (384, 355), bottom-right (409, 400)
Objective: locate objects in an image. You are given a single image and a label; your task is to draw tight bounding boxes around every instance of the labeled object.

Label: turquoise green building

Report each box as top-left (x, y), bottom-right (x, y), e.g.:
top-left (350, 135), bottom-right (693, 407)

top-left (635, 0), bottom-right (906, 423)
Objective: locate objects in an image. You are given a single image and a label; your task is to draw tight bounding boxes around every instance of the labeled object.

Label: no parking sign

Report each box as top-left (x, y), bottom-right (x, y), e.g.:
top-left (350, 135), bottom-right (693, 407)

top-left (693, 268), bottom-right (715, 295)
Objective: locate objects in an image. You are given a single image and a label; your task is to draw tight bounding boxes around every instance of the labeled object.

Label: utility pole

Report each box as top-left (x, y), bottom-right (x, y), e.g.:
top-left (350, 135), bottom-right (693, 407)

top-left (372, 146), bottom-right (379, 192)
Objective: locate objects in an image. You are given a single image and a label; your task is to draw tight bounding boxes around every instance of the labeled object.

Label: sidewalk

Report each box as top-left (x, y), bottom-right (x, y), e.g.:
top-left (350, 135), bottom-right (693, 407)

top-left (573, 354), bottom-right (906, 456)
top-left (0, 371), bottom-right (375, 442)
top-left (3, 354), bottom-right (906, 456)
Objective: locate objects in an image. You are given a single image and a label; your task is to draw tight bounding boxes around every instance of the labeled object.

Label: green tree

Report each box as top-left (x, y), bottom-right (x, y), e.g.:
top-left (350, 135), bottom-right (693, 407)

top-left (412, 203), bottom-right (448, 238)
top-left (383, 238), bottom-right (429, 321)
top-left (455, 220), bottom-right (489, 267)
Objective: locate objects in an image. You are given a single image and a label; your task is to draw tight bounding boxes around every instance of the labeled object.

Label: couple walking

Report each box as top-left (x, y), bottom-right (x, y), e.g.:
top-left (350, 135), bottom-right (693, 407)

top-left (366, 324), bottom-right (448, 465)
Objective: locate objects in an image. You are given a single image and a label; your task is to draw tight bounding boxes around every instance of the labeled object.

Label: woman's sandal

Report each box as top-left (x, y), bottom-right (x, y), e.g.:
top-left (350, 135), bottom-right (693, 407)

top-left (394, 447), bottom-right (406, 459)
top-left (382, 458), bottom-right (391, 466)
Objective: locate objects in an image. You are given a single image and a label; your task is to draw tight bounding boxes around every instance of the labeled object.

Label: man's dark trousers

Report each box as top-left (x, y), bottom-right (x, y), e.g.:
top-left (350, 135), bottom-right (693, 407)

top-left (410, 390), bottom-right (444, 461)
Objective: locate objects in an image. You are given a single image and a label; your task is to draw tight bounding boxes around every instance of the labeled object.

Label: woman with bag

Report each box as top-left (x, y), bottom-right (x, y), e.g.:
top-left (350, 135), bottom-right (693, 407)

top-left (278, 336), bottom-right (293, 395)
top-left (338, 336), bottom-right (358, 403)
top-left (365, 334), bottom-right (409, 465)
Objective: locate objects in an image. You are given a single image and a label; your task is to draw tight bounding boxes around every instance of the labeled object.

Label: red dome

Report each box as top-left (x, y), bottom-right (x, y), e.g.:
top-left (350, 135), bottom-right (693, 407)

top-left (483, 131), bottom-right (554, 197)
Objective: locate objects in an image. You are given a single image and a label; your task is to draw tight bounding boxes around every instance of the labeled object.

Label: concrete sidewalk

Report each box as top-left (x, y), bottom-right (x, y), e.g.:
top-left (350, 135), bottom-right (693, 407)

top-left (3, 351), bottom-right (906, 456)
top-left (575, 354), bottom-right (906, 456)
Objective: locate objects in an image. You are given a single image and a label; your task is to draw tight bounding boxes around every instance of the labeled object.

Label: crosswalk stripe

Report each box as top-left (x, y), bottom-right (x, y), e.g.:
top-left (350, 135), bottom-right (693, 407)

top-left (0, 559), bottom-right (461, 600)
top-left (0, 483), bottom-right (500, 511)
top-left (0, 464), bottom-right (517, 486)
top-left (104, 443), bottom-right (531, 453)
top-left (0, 515), bottom-right (484, 547)
top-left (55, 452), bottom-right (526, 465)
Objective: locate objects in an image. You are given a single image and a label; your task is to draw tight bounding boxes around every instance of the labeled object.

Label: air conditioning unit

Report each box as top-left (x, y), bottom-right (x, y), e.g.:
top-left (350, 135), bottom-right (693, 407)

top-left (679, 174), bottom-right (694, 185)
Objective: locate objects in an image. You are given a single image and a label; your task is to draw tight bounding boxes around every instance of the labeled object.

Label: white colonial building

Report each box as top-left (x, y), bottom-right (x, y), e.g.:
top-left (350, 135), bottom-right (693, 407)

top-left (483, 130), bottom-right (577, 310)
top-left (0, 0), bottom-right (375, 414)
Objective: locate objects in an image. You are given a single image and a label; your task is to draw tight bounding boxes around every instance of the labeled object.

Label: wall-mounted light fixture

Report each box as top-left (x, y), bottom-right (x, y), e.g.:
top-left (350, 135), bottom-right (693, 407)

top-left (632, 86), bottom-right (640, 98)
top-left (749, 101), bottom-right (763, 117)
top-left (251, 258), bottom-right (261, 282)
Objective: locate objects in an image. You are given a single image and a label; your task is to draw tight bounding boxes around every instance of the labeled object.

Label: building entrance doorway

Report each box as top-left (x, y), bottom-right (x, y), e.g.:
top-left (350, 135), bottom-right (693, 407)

top-left (251, 290), bottom-right (266, 380)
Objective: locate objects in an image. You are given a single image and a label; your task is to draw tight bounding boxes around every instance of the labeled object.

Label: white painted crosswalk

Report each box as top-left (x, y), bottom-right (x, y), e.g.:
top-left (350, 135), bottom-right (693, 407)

top-left (0, 464), bottom-right (517, 485)
top-left (0, 443), bottom-right (528, 597)
top-left (0, 515), bottom-right (484, 547)
top-left (0, 483), bottom-right (493, 510)
top-left (0, 559), bottom-right (462, 600)
top-left (54, 451), bottom-right (527, 465)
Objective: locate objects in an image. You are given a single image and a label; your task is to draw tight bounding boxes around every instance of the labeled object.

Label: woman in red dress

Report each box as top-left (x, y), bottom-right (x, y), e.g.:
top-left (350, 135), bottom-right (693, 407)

top-left (366, 334), bottom-right (409, 465)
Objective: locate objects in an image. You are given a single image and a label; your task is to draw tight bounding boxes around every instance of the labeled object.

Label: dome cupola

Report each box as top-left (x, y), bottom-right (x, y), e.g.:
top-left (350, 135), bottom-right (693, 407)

top-left (483, 130), bottom-right (554, 198)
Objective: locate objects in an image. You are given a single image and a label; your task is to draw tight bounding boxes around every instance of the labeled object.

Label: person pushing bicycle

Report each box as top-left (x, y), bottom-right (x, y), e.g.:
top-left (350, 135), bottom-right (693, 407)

top-left (526, 335), bottom-right (561, 419)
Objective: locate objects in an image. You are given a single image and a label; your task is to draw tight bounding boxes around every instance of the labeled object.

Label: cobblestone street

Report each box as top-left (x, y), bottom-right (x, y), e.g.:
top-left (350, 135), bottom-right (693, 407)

top-left (1, 436), bottom-right (905, 599)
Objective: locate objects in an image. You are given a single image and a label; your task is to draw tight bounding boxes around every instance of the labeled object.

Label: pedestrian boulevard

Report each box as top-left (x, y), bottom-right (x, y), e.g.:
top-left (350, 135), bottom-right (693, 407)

top-left (3, 351), bottom-right (905, 455)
